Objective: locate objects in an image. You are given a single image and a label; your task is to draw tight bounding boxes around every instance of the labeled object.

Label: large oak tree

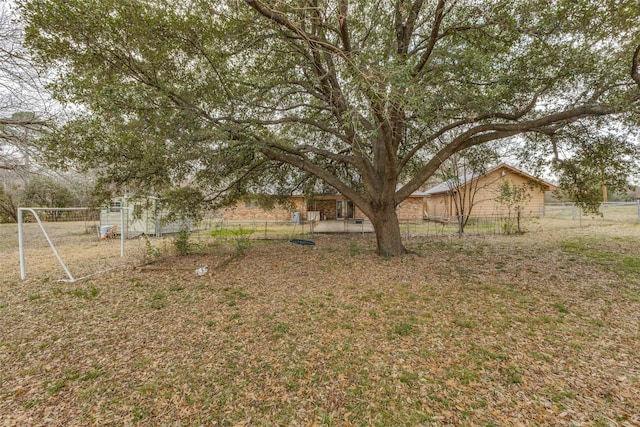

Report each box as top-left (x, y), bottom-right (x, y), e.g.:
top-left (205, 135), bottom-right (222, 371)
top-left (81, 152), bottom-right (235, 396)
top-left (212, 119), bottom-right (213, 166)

top-left (21, 0), bottom-right (640, 256)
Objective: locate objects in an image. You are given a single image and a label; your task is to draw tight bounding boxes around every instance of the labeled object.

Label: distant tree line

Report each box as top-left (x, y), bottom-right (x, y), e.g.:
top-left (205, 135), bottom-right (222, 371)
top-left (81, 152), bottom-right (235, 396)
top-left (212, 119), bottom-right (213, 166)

top-left (0, 174), bottom-right (93, 222)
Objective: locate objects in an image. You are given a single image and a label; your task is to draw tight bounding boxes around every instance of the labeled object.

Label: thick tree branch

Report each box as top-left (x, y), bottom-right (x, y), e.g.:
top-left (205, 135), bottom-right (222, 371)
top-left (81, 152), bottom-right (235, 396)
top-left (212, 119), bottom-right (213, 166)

top-left (239, 13), bottom-right (379, 191)
top-left (398, 129), bottom-right (520, 201)
top-left (337, 0), bottom-right (351, 53)
top-left (397, 103), bottom-right (624, 201)
top-left (395, 0), bottom-right (425, 56)
top-left (399, 85), bottom-right (548, 170)
top-left (296, 36), bottom-right (378, 187)
top-left (259, 142), bottom-right (372, 218)
top-left (245, 0), bottom-right (348, 59)
top-left (413, 0), bottom-right (445, 75)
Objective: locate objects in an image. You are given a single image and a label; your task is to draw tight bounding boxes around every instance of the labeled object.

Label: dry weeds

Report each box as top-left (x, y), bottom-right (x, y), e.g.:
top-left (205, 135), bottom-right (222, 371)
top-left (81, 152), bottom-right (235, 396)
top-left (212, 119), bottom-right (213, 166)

top-left (1, 222), bottom-right (639, 426)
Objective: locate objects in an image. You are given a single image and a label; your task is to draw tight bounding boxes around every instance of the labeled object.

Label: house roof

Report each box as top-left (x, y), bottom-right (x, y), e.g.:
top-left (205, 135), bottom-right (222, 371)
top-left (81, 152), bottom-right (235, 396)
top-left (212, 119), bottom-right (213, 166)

top-left (423, 163), bottom-right (557, 196)
top-left (408, 190), bottom-right (430, 197)
top-left (423, 172), bottom-right (476, 196)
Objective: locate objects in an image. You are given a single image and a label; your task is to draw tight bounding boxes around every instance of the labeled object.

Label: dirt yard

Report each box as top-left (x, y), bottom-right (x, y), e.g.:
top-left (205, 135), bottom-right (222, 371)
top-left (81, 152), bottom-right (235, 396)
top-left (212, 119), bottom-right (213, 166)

top-left (1, 220), bottom-right (639, 426)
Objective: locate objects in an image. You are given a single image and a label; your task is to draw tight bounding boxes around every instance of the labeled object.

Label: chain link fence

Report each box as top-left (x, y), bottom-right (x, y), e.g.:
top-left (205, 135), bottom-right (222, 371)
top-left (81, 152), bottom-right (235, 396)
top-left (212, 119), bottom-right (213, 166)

top-left (4, 201), bottom-right (639, 281)
top-left (543, 202), bottom-right (640, 223)
top-left (199, 201), bottom-right (640, 242)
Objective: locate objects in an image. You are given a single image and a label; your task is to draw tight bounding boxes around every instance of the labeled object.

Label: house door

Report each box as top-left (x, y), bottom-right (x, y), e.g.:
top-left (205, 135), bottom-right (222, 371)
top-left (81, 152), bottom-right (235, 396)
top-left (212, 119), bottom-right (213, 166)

top-left (336, 200), bottom-right (354, 219)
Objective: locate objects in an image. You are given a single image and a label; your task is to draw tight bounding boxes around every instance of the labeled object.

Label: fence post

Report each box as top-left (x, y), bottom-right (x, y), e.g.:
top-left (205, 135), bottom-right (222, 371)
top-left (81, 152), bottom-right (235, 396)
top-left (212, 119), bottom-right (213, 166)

top-left (579, 206), bottom-right (582, 227)
top-left (18, 208), bottom-right (25, 280)
top-left (120, 206), bottom-right (125, 257)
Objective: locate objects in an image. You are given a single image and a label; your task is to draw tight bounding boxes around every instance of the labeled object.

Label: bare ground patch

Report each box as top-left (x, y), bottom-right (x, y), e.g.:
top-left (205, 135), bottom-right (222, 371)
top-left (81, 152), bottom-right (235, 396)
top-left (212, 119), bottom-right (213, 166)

top-left (1, 224), bottom-right (639, 426)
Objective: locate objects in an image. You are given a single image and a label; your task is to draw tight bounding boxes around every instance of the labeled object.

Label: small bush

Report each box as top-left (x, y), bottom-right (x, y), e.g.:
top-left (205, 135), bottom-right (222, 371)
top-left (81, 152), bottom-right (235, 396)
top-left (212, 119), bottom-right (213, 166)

top-left (143, 234), bottom-right (161, 262)
top-left (235, 238), bottom-right (251, 256)
top-left (174, 229), bottom-right (191, 256)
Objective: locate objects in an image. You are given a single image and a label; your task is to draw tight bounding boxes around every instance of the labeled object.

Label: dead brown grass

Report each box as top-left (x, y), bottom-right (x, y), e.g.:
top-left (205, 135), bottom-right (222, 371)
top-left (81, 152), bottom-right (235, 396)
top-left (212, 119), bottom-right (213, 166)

top-left (1, 222), bottom-right (639, 426)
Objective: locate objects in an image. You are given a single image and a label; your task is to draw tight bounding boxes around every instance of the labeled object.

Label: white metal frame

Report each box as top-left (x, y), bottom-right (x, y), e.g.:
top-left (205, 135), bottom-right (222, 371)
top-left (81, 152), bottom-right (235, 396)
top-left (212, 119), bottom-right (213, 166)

top-left (18, 207), bottom-right (124, 282)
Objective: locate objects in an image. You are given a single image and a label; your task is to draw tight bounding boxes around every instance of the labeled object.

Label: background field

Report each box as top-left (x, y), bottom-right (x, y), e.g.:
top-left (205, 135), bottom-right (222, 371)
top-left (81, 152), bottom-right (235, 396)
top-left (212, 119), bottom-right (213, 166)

top-left (1, 217), bottom-right (639, 426)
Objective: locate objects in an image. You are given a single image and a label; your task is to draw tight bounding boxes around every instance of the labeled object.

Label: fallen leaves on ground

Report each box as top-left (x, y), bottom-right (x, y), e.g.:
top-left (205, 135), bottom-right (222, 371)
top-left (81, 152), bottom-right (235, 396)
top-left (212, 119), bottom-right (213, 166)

top-left (1, 226), bottom-right (639, 426)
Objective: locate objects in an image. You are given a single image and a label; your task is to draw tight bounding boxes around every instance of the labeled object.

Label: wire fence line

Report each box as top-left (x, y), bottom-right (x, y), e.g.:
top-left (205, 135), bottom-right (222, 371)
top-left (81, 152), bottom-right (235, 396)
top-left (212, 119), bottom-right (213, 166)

top-left (13, 200), bottom-right (640, 233)
top-left (544, 202), bottom-right (640, 222)
top-left (202, 201), bottom-right (640, 241)
top-left (6, 202), bottom-right (639, 281)
top-left (10, 201), bottom-right (640, 253)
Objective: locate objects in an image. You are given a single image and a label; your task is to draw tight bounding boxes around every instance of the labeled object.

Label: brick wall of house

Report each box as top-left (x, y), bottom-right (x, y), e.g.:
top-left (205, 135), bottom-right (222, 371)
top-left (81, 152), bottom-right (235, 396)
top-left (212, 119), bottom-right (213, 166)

top-left (397, 197), bottom-right (425, 220)
top-left (221, 204), bottom-right (290, 221)
top-left (221, 197), bottom-right (306, 222)
top-left (221, 195), bottom-right (426, 222)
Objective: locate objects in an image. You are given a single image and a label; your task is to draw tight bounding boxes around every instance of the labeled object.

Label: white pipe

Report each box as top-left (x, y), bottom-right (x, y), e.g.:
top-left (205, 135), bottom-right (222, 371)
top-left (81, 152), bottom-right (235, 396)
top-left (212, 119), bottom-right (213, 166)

top-left (18, 208), bottom-right (25, 280)
top-left (120, 202), bottom-right (125, 257)
top-left (18, 208), bottom-right (75, 282)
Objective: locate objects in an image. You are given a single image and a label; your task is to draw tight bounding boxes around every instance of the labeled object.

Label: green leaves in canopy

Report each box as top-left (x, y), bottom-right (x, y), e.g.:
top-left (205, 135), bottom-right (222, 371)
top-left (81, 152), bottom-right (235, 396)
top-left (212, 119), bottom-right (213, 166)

top-left (552, 129), bottom-right (640, 213)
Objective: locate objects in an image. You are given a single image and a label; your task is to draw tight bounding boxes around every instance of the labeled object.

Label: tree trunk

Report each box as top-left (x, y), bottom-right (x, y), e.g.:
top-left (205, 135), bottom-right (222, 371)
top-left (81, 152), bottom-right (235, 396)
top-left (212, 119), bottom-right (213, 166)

top-left (370, 203), bottom-right (406, 257)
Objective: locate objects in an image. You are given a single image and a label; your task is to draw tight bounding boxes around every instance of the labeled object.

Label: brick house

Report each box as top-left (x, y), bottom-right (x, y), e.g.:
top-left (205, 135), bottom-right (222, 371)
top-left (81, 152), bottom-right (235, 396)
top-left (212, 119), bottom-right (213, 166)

top-left (220, 192), bottom-right (427, 222)
top-left (423, 163), bottom-right (556, 218)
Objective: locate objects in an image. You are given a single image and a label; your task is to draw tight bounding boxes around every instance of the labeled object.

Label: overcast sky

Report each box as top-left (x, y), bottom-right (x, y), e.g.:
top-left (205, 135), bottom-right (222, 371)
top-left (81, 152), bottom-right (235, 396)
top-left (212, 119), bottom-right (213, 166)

top-left (0, 1), bottom-right (57, 118)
